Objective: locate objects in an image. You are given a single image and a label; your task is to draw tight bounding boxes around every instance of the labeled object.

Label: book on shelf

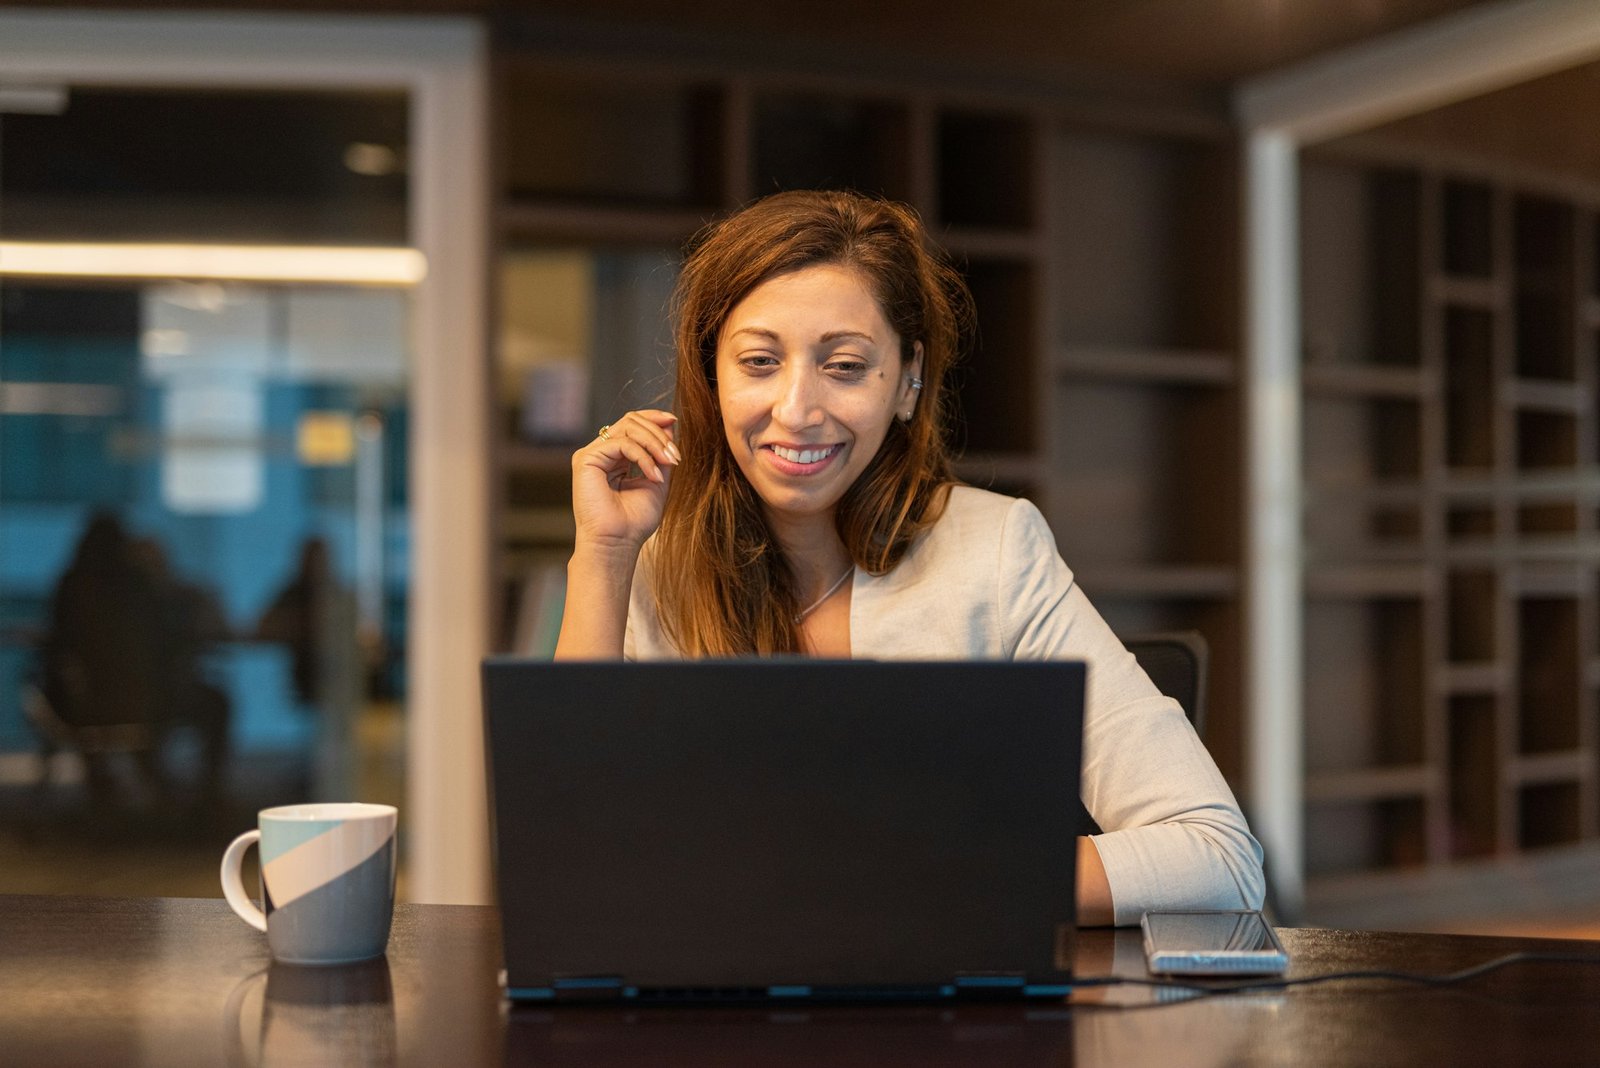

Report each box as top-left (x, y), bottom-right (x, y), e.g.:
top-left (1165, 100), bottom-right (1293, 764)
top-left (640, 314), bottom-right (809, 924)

top-left (511, 562), bottom-right (568, 659)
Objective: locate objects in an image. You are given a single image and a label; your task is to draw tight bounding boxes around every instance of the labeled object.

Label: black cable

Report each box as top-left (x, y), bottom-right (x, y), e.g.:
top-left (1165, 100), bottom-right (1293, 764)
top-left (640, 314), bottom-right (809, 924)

top-left (1070, 950), bottom-right (1600, 1002)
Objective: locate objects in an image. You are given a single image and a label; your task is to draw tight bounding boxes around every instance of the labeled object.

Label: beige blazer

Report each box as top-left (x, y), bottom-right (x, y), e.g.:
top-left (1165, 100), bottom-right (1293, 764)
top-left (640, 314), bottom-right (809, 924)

top-left (626, 484), bottom-right (1265, 924)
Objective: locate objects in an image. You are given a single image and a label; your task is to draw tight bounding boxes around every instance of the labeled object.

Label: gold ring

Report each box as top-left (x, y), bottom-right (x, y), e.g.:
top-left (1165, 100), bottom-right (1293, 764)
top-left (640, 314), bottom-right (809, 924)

top-left (597, 424), bottom-right (612, 441)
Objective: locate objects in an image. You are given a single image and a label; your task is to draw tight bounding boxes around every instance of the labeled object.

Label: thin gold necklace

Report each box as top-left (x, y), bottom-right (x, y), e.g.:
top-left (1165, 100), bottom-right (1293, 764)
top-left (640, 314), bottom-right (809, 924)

top-left (795, 564), bottom-right (854, 624)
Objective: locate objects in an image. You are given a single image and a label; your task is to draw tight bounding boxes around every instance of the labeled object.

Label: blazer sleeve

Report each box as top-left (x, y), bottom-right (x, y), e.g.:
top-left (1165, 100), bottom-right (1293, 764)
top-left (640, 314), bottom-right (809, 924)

top-left (997, 497), bottom-right (1266, 925)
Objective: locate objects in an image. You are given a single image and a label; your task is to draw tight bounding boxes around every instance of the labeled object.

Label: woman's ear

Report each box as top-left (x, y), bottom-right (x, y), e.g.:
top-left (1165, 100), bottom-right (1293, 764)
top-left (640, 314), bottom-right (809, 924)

top-left (896, 341), bottom-right (926, 422)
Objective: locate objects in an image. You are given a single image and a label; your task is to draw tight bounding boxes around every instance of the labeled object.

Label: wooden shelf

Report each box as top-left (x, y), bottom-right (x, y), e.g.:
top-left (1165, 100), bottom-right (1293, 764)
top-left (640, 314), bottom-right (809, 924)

top-left (502, 442), bottom-right (578, 474)
top-left (939, 226), bottom-right (1043, 260)
top-left (1075, 565), bottom-right (1238, 599)
top-left (1058, 346), bottom-right (1234, 386)
top-left (1508, 378), bottom-right (1587, 413)
top-left (499, 201), bottom-right (712, 244)
top-left (1305, 765), bottom-right (1437, 804)
top-left (501, 506), bottom-right (576, 544)
top-left (1305, 563), bottom-right (1435, 599)
top-left (1431, 276), bottom-right (1505, 308)
top-left (1512, 566), bottom-right (1586, 597)
top-left (1305, 478), bottom-right (1425, 506)
top-left (1303, 363), bottom-right (1433, 398)
top-left (1510, 751), bottom-right (1592, 787)
top-left (1436, 662), bottom-right (1509, 694)
top-left (951, 451), bottom-right (1040, 489)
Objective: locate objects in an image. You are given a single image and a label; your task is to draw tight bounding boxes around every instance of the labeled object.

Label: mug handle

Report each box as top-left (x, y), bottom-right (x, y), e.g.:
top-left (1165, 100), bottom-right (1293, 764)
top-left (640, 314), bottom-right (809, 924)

top-left (221, 830), bottom-right (268, 933)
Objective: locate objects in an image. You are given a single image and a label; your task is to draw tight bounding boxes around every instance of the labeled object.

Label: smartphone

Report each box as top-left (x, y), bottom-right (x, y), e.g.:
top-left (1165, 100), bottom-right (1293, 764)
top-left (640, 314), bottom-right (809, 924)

top-left (1141, 909), bottom-right (1289, 976)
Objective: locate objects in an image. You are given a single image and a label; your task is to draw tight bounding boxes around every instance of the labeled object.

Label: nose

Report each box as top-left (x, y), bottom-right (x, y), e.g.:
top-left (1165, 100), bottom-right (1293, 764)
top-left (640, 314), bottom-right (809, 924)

top-left (771, 362), bottom-right (824, 431)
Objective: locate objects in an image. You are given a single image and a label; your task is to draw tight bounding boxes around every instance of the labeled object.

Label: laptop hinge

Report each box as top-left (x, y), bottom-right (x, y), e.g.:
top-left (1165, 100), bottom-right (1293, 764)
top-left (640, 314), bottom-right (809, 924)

top-left (952, 973), bottom-right (1027, 998)
top-left (552, 976), bottom-right (625, 1001)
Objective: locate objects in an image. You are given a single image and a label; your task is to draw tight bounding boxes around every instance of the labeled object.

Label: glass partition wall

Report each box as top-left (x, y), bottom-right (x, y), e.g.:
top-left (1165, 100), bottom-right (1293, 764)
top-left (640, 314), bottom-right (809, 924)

top-left (0, 86), bottom-right (415, 896)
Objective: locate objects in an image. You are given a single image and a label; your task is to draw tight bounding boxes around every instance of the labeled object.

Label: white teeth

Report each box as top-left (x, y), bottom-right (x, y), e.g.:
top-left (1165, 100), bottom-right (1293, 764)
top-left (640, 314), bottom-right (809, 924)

top-left (771, 444), bottom-right (835, 464)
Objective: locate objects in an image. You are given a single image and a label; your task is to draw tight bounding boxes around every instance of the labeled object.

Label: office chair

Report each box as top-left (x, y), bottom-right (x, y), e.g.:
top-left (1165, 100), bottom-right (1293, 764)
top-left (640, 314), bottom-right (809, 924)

top-left (1120, 630), bottom-right (1287, 923)
top-left (1122, 630), bottom-right (1209, 738)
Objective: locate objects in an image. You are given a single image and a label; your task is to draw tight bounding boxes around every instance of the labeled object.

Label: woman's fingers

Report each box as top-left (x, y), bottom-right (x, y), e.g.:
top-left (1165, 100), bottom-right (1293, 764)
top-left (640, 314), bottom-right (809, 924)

top-left (577, 429), bottom-right (664, 484)
top-left (592, 411), bottom-right (680, 472)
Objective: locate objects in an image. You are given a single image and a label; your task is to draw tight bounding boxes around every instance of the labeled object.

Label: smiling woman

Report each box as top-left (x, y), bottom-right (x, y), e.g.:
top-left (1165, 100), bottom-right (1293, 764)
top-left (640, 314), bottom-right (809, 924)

top-left (551, 189), bottom-right (1265, 927)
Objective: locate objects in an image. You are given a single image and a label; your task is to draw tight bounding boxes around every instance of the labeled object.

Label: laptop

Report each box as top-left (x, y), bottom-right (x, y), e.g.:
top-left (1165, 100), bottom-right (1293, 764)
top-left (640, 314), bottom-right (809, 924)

top-left (481, 659), bottom-right (1085, 1003)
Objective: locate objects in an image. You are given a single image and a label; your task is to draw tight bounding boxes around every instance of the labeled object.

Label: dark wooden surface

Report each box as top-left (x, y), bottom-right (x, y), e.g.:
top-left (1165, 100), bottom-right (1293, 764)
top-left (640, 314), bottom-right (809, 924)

top-left (4, 894), bottom-right (1600, 1066)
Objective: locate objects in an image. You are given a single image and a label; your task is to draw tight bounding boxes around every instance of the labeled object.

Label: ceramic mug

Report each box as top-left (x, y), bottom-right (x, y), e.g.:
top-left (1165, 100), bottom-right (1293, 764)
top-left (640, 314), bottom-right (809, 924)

top-left (221, 802), bottom-right (398, 965)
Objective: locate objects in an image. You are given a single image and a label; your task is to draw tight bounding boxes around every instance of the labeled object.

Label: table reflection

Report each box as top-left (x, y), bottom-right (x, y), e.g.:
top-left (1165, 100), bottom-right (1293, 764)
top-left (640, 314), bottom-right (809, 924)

top-left (503, 1002), bottom-right (1075, 1067)
top-left (225, 956), bottom-right (397, 1067)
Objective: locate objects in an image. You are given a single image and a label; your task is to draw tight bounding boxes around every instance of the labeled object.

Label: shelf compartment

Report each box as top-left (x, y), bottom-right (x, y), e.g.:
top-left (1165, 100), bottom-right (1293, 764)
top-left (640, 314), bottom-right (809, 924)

top-left (1518, 501), bottom-right (1578, 536)
top-left (1518, 781), bottom-right (1583, 850)
top-left (955, 257), bottom-right (1038, 454)
top-left (1305, 392), bottom-right (1424, 563)
top-left (1516, 409), bottom-right (1579, 472)
top-left (1447, 694), bottom-right (1500, 859)
top-left (500, 245), bottom-right (680, 445)
top-left (1513, 193), bottom-right (1576, 381)
top-left (1054, 129), bottom-right (1236, 352)
top-left (1053, 380), bottom-right (1237, 572)
top-left (1304, 491), bottom-right (1424, 568)
top-left (1304, 597), bottom-right (1426, 774)
top-left (752, 92), bottom-right (911, 201)
top-left (1443, 305), bottom-right (1497, 470)
top-left (1300, 162), bottom-right (1421, 368)
top-left (1518, 595), bottom-right (1581, 755)
top-left (1440, 177), bottom-right (1495, 279)
top-left (1446, 570), bottom-right (1497, 662)
top-left (1305, 796), bottom-right (1429, 877)
top-left (1447, 505), bottom-right (1495, 541)
top-left (1306, 393), bottom-right (1423, 482)
top-left (1593, 213), bottom-right (1600, 299)
top-left (937, 107), bottom-right (1037, 230)
top-left (500, 69), bottom-right (725, 208)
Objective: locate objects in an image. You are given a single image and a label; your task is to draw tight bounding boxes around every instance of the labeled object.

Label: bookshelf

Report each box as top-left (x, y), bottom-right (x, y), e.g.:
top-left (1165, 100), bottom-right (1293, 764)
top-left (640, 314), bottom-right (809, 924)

top-left (1301, 145), bottom-right (1600, 895)
top-left (489, 48), bottom-right (1245, 781)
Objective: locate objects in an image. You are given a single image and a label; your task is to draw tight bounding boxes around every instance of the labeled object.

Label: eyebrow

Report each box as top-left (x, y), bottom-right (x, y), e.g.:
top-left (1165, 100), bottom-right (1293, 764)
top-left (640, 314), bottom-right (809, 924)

top-left (726, 327), bottom-right (879, 345)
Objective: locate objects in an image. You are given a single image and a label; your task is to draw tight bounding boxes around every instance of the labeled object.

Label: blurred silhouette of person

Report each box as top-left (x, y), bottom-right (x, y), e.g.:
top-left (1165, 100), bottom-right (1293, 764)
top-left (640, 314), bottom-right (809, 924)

top-left (256, 536), bottom-right (361, 799)
top-left (38, 512), bottom-right (232, 816)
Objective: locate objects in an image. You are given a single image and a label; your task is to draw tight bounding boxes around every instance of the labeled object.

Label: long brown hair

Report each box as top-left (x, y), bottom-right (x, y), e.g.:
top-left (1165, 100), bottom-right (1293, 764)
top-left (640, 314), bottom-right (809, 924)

top-left (651, 189), bottom-right (972, 655)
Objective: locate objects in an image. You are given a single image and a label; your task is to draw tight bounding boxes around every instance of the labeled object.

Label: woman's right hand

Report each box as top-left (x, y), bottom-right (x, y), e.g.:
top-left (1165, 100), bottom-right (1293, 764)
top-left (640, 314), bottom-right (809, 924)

top-left (570, 409), bottom-right (680, 553)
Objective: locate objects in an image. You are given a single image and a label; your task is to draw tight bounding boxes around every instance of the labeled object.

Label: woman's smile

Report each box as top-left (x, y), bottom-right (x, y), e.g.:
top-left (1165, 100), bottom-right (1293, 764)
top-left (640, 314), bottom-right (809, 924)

top-left (763, 442), bottom-right (843, 473)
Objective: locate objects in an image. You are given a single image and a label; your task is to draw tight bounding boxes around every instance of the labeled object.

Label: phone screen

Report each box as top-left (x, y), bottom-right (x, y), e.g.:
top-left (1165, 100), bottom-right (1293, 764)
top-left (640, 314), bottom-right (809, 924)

top-left (1141, 910), bottom-right (1288, 975)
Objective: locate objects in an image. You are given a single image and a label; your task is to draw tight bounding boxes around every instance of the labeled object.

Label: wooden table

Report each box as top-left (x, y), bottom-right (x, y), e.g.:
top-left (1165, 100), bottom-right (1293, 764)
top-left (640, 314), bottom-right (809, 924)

top-left (4, 894), bottom-right (1600, 1066)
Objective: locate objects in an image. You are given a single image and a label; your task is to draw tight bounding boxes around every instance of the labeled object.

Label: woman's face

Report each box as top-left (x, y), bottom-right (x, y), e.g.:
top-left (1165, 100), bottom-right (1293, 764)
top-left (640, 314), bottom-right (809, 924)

top-left (714, 263), bottom-right (922, 529)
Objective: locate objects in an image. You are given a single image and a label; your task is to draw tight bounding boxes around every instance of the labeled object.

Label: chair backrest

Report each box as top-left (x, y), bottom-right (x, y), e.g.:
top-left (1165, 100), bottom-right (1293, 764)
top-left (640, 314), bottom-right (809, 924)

top-left (1123, 630), bottom-right (1209, 737)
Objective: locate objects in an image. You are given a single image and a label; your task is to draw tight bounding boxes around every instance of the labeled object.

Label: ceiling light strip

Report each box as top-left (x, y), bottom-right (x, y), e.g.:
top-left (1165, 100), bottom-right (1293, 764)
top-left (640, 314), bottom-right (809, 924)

top-left (0, 241), bottom-right (426, 286)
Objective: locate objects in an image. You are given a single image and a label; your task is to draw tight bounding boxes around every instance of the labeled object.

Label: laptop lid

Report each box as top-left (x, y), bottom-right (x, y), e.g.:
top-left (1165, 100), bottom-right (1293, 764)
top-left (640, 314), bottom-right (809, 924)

top-left (482, 659), bottom-right (1083, 1002)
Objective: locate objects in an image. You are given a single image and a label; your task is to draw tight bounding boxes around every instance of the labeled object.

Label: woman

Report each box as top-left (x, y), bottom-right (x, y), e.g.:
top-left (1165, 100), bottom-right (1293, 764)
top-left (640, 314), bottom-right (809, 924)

top-left (555, 189), bottom-right (1264, 926)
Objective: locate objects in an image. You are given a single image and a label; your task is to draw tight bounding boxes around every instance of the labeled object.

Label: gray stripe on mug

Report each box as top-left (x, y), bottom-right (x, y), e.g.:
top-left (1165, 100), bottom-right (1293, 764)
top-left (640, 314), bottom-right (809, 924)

top-left (265, 837), bottom-right (396, 965)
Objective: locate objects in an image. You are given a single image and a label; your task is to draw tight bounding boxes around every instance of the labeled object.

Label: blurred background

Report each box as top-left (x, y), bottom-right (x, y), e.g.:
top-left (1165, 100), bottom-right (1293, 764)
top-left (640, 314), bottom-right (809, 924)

top-left (2, 0), bottom-right (1599, 939)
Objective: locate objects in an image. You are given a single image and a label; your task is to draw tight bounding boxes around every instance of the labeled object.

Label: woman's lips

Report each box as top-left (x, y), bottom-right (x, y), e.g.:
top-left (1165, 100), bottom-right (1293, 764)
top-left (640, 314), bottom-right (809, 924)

top-left (762, 442), bottom-right (842, 475)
